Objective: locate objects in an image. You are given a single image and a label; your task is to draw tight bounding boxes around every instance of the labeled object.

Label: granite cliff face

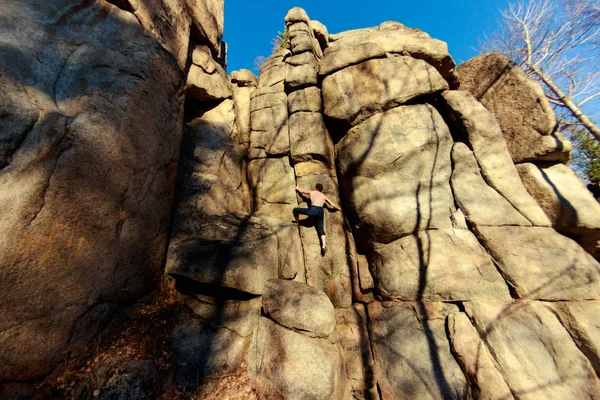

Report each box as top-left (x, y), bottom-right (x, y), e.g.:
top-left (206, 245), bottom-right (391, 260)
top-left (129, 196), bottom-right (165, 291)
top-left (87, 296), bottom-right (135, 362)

top-left (2, 3), bottom-right (600, 399)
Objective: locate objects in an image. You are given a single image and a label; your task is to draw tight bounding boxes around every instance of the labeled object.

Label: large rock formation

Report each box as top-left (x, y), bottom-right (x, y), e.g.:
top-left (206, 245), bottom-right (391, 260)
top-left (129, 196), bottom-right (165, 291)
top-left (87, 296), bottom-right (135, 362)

top-left (4, 4), bottom-right (600, 400)
top-left (0, 0), bottom-right (189, 381)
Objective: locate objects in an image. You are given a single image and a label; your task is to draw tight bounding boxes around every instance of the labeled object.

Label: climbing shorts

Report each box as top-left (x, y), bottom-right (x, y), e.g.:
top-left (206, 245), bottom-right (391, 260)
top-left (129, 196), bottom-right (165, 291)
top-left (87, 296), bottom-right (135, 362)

top-left (293, 206), bottom-right (325, 236)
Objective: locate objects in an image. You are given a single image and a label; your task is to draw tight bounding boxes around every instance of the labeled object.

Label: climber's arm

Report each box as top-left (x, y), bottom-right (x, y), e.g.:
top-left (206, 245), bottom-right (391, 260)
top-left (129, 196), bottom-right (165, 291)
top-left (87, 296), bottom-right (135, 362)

top-left (325, 196), bottom-right (342, 212)
top-left (296, 186), bottom-right (310, 196)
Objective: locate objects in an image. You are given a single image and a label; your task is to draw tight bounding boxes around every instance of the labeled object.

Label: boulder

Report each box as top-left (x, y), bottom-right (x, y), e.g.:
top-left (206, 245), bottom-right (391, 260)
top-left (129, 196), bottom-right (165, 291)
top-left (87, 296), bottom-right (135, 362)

top-left (447, 312), bottom-right (514, 400)
top-left (457, 53), bottom-right (571, 163)
top-left (451, 143), bottom-right (531, 227)
top-left (437, 90), bottom-right (551, 226)
top-left (231, 69), bottom-right (258, 87)
top-left (285, 62), bottom-right (318, 90)
top-left (466, 300), bottom-right (600, 399)
top-left (249, 89), bottom-right (288, 159)
top-left (273, 223), bottom-right (305, 281)
top-left (310, 20), bottom-right (329, 50)
top-left (320, 22), bottom-right (459, 88)
top-left (248, 316), bottom-right (346, 400)
top-left (370, 229), bottom-right (511, 301)
top-left (288, 86), bottom-right (323, 114)
top-left (287, 51), bottom-right (319, 67)
top-left (166, 215), bottom-right (279, 296)
top-left (248, 157), bottom-right (297, 220)
top-left (322, 55), bottom-right (448, 127)
top-left (368, 301), bottom-right (468, 400)
top-left (186, 45), bottom-right (232, 101)
top-left (289, 30), bottom-right (316, 55)
top-left (474, 226), bottom-right (600, 300)
top-left (174, 100), bottom-right (247, 219)
top-left (0, 0), bottom-right (184, 380)
top-left (284, 7), bottom-right (310, 24)
top-left (187, 0), bottom-right (225, 57)
top-left (231, 70), bottom-right (257, 145)
top-left (289, 112), bottom-right (335, 166)
top-left (262, 279), bottom-right (336, 338)
top-left (258, 50), bottom-right (289, 89)
top-left (336, 105), bottom-right (455, 244)
top-left (517, 163), bottom-right (600, 257)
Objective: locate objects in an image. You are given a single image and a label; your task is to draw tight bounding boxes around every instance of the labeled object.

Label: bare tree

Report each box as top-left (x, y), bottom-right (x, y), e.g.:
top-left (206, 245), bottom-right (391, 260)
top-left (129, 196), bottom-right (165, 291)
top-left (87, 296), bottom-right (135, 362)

top-left (482, 0), bottom-right (600, 141)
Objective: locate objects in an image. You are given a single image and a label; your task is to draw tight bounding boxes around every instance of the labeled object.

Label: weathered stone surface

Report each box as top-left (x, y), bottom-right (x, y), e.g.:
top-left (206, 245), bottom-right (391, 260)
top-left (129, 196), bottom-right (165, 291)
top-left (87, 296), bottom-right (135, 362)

top-left (289, 30), bottom-right (315, 54)
top-left (438, 90), bottom-right (551, 227)
top-left (110, 0), bottom-right (192, 69)
top-left (322, 55), bottom-right (448, 127)
top-left (289, 112), bottom-right (335, 165)
top-left (263, 279), bottom-right (336, 338)
top-left (368, 301), bottom-right (468, 400)
top-left (551, 301), bottom-right (600, 377)
top-left (517, 163), bottom-right (600, 257)
top-left (172, 296), bottom-right (261, 384)
top-left (320, 22), bottom-right (459, 88)
top-left (337, 105), bottom-right (455, 244)
top-left (248, 157), bottom-right (297, 220)
top-left (288, 86), bottom-right (323, 114)
top-left (0, 0), bottom-right (184, 381)
top-left (294, 165), bottom-right (354, 309)
top-left (310, 20), bottom-right (329, 50)
top-left (258, 50), bottom-right (289, 88)
top-left (475, 226), bottom-right (600, 300)
top-left (166, 215), bottom-right (279, 295)
top-left (186, 45), bottom-right (232, 101)
top-left (287, 51), bottom-right (318, 67)
top-left (451, 143), bottom-right (531, 227)
top-left (336, 305), bottom-right (378, 398)
top-left (250, 87), bottom-right (287, 112)
top-left (231, 69), bottom-right (258, 87)
top-left (274, 223), bottom-right (305, 281)
top-left (466, 300), bottom-right (600, 399)
top-left (284, 7), bottom-right (310, 24)
top-left (249, 89), bottom-right (288, 159)
top-left (447, 312), bottom-right (514, 400)
top-left (231, 70), bottom-right (257, 146)
top-left (174, 100), bottom-right (246, 218)
top-left (370, 229), bottom-right (511, 301)
top-left (248, 316), bottom-right (346, 400)
top-left (457, 53), bottom-right (571, 163)
top-left (187, 0), bottom-right (225, 57)
top-left (285, 62), bottom-right (318, 90)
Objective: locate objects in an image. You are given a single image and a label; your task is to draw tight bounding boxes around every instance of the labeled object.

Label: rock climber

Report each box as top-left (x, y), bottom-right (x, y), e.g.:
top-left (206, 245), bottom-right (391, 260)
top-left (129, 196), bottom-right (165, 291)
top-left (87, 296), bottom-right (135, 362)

top-left (293, 183), bottom-right (341, 256)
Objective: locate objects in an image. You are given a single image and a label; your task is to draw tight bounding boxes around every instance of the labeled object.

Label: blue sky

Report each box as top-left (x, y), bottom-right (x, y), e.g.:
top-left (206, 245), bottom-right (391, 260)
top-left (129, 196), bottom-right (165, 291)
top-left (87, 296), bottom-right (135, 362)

top-left (223, 0), bottom-right (512, 73)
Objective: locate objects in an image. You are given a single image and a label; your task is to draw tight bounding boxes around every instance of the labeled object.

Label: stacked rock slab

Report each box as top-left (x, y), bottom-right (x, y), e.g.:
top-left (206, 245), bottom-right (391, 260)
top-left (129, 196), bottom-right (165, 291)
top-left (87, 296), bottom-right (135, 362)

top-left (284, 7), bottom-right (353, 311)
top-left (458, 53), bottom-right (600, 259)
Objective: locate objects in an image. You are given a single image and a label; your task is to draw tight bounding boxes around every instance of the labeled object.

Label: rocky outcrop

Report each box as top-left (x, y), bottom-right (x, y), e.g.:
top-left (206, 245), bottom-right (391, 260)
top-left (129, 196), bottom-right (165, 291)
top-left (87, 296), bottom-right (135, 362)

top-left (457, 52), bottom-right (571, 163)
top-left (248, 280), bottom-right (346, 400)
top-left (0, 0), bottom-right (185, 381)
top-left (5, 4), bottom-right (600, 400)
top-left (517, 163), bottom-right (600, 258)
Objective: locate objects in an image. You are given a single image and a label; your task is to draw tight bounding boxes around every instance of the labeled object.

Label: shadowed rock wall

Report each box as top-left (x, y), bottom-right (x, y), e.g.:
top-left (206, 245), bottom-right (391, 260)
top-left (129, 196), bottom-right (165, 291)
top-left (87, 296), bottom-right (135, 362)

top-left (0, 0), bottom-right (223, 384)
top-left (3, 3), bottom-right (600, 399)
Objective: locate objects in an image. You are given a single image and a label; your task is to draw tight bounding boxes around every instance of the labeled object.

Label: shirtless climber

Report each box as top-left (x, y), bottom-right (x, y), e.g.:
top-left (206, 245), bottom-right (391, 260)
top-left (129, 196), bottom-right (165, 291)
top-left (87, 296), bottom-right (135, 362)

top-left (293, 183), bottom-right (342, 256)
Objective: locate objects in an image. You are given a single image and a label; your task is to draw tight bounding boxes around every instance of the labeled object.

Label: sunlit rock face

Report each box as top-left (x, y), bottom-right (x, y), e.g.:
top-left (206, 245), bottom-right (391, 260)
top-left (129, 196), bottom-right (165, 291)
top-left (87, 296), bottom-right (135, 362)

top-left (3, 3), bottom-right (600, 399)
